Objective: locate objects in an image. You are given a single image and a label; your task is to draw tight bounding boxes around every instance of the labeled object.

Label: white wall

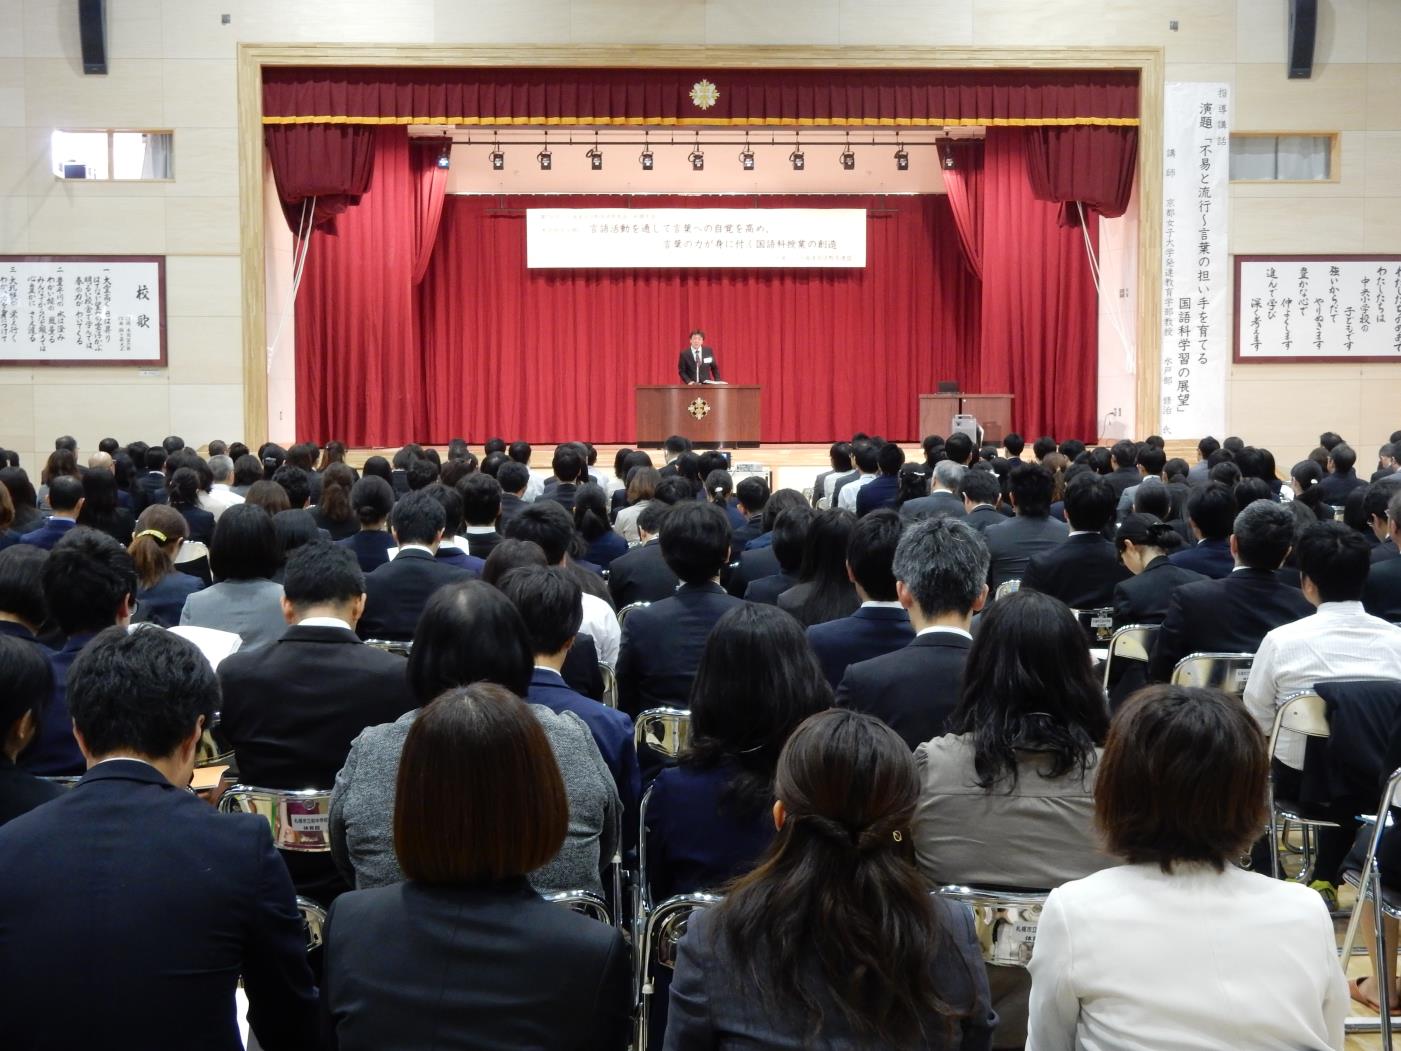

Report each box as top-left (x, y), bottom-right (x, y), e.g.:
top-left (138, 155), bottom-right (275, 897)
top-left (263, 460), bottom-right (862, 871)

top-left (1, 0), bottom-right (1398, 470)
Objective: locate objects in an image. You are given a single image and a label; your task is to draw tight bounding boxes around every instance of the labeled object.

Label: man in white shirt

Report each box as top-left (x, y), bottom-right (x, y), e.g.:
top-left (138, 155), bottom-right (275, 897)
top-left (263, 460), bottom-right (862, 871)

top-left (836, 441), bottom-right (880, 513)
top-left (508, 440), bottom-right (546, 503)
top-left (199, 455), bottom-right (245, 521)
top-left (1243, 519), bottom-right (1401, 899)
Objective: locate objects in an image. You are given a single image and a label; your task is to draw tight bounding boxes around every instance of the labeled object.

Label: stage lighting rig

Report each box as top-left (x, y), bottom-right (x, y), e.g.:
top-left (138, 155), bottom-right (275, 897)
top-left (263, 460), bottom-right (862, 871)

top-left (689, 134), bottom-right (704, 171)
top-left (789, 143), bottom-right (805, 171)
top-left (894, 141), bottom-right (909, 171)
top-left (537, 138), bottom-right (552, 171)
top-left (839, 134), bottom-right (856, 171)
top-left (489, 138), bottom-right (504, 171)
top-left (587, 135), bottom-right (603, 171)
top-left (739, 133), bottom-right (755, 171)
top-left (640, 132), bottom-right (654, 170)
top-left (436, 141), bottom-right (452, 169)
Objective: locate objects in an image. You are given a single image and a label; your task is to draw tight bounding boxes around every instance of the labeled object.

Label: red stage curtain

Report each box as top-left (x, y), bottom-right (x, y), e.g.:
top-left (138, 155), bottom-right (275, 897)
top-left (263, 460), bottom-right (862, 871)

top-left (264, 124), bottom-right (376, 232)
top-left (295, 126), bottom-right (426, 445)
top-left (414, 194), bottom-right (979, 445)
top-left (936, 139), bottom-right (984, 280)
top-left (1025, 124), bottom-right (1138, 223)
top-left (409, 141), bottom-right (448, 285)
top-left (263, 67), bottom-right (1139, 127)
top-left (979, 128), bottom-right (1098, 441)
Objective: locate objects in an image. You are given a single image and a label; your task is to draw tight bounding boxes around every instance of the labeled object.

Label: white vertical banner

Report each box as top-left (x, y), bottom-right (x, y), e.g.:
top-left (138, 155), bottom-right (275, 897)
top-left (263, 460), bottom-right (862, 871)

top-left (1159, 83), bottom-right (1230, 440)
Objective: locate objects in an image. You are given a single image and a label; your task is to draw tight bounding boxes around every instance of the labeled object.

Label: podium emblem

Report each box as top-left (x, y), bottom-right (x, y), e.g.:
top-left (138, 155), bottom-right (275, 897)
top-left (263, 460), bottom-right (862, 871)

top-left (687, 397), bottom-right (711, 420)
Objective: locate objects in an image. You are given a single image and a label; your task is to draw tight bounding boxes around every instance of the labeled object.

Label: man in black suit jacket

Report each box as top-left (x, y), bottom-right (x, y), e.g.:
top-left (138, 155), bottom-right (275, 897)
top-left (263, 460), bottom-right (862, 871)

top-left (543, 444), bottom-right (586, 514)
top-left (617, 502), bottom-right (742, 717)
top-left (742, 504), bottom-right (813, 604)
top-left (608, 507), bottom-right (681, 608)
top-left (982, 463), bottom-right (1068, 592)
top-left (1149, 500), bottom-right (1313, 682)
top-left (836, 517), bottom-right (989, 748)
top-left (900, 460), bottom-right (967, 521)
top-left (727, 476), bottom-right (769, 562)
top-left (1105, 440), bottom-right (1143, 497)
top-left (958, 467), bottom-right (1006, 532)
top-left (1366, 489), bottom-right (1401, 623)
top-left (807, 510), bottom-right (914, 688)
top-left (1318, 442), bottom-right (1366, 505)
top-left (131, 447), bottom-right (169, 513)
top-left (358, 491), bottom-right (474, 641)
top-left (458, 472), bottom-right (505, 560)
top-left (678, 329), bottom-right (721, 384)
top-left (1022, 473), bottom-right (1130, 610)
top-left (1363, 480), bottom-right (1401, 563)
top-left (0, 626), bottom-right (317, 1051)
top-left (811, 442), bottom-right (853, 508)
top-left (1167, 481), bottom-right (1238, 579)
top-left (495, 462), bottom-right (531, 532)
top-left (0, 635), bottom-right (63, 827)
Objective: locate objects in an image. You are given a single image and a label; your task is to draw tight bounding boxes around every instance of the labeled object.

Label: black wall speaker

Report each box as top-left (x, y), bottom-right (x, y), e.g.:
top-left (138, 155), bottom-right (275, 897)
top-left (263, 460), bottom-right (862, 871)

top-left (1288, 0), bottom-right (1317, 79)
top-left (79, 0), bottom-right (107, 75)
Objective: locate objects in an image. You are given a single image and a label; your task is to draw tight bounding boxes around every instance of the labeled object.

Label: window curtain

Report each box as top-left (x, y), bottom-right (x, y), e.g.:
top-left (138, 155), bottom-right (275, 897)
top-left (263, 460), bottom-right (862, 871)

top-left (412, 194), bottom-right (979, 445)
top-left (294, 126), bottom-right (426, 444)
top-left (1024, 124), bottom-right (1138, 224)
top-left (409, 141), bottom-right (449, 284)
top-left (979, 128), bottom-right (1099, 440)
top-left (264, 123), bottom-right (377, 233)
top-left (935, 139), bottom-right (984, 280)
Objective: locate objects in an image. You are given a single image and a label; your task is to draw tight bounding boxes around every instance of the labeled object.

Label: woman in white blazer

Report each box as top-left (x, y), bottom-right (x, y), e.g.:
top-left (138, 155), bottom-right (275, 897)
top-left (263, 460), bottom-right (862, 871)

top-left (1025, 685), bottom-right (1348, 1051)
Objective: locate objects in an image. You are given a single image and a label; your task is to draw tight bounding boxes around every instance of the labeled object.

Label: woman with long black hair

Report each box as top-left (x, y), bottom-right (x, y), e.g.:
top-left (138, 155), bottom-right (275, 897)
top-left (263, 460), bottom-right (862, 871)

top-left (776, 508), bottom-right (859, 628)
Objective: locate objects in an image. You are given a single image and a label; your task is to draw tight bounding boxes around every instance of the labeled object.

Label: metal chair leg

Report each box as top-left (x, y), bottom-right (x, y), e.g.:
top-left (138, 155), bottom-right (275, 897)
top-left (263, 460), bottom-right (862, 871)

top-left (1375, 864), bottom-right (1394, 1051)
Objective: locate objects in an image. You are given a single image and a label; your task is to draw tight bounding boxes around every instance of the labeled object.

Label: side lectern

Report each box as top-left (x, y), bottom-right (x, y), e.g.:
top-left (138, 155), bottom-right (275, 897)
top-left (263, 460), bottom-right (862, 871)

top-left (635, 385), bottom-right (761, 448)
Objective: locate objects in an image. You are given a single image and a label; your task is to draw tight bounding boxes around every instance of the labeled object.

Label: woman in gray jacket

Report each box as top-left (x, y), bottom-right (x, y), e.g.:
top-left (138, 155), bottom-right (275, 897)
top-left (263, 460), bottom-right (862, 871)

top-left (330, 580), bottom-right (619, 897)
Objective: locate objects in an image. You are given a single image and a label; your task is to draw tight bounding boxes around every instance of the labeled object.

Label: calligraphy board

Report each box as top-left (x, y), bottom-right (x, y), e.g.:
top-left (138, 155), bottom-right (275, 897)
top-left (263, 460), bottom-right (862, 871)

top-left (1234, 255), bottom-right (1401, 363)
top-left (0, 255), bottom-right (166, 366)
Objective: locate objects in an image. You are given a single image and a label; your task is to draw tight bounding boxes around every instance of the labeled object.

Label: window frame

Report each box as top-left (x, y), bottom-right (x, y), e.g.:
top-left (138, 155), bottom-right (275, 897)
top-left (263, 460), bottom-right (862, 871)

top-left (1227, 131), bottom-right (1340, 185)
top-left (50, 128), bottom-right (176, 183)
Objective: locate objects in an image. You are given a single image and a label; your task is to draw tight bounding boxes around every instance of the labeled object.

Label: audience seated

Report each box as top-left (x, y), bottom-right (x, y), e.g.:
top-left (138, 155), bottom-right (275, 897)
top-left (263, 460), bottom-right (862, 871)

top-left (1243, 520), bottom-right (1401, 902)
top-left (900, 459), bottom-right (967, 520)
top-left (958, 467), bottom-right (1005, 532)
top-left (455, 471), bottom-right (504, 560)
top-left (1148, 500), bottom-right (1312, 683)
top-left (666, 708), bottom-right (993, 1048)
top-left (1366, 489), bottom-right (1401, 623)
top-left (1166, 482), bottom-right (1238, 579)
top-left (128, 505), bottom-right (205, 628)
top-left (505, 501), bottom-right (620, 663)
top-left (181, 504), bottom-right (287, 652)
top-left (167, 467), bottom-right (215, 544)
top-left (0, 636), bottom-right (61, 826)
top-left (982, 463), bottom-right (1067, 593)
top-left (1113, 444), bottom-right (1167, 520)
top-left (338, 475), bottom-right (396, 574)
top-left (613, 465), bottom-right (661, 543)
top-left (646, 603), bottom-right (832, 901)
top-left (311, 462), bottom-right (360, 541)
top-left (498, 565), bottom-right (641, 843)
top-left (20, 475), bottom-right (83, 551)
top-left (1025, 685), bottom-right (1346, 1051)
top-left (0, 546), bottom-right (48, 643)
top-left (77, 467), bottom-right (135, 545)
top-left (812, 441), bottom-right (853, 509)
top-left (356, 491), bottom-right (475, 642)
top-left (496, 461), bottom-right (532, 531)
top-left (835, 440), bottom-right (880, 513)
top-left (0, 627), bottom-right (318, 1050)
top-left (1020, 473), bottom-right (1129, 610)
top-left (724, 487), bottom-right (805, 597)
top-left (574, 482), bottom-right (627, 570)
top-left (777, 508), bottom-right (860, 627)
top-left (331, 580), bottom-right (618, 896)
top-left (606, 500), bottom-right (679, 608)
top-left (29, 528), bottom-right (136, 775)
top-left (1110, 512), bottom-right (1203, 627)
top-left (617, 502), bottom-right (742, 716)
top-left (837, 517), bottom-right (987, 749)
top-left (728, 476), bottom-right (770, 560)
top-left (855, 442), bottom-right (904, 517)
top-left (132, 446), bottom-right (169, 512)
top-left (1, 468), bottom-right (43, 535)
top-left (1318, 441), bottom-right (1365, 505)
top-left (914, 588), bottom-right (1112, 1049)
top-left (1364, 478), bottom-right (1401, 563)
top-left (200, 454), bottom-right (244, 520)
top-left (322, 682), bottom-right (629, 1050)
top-left (806, 509), bottom-right (913, 688)
top-left (742, 504), bottom-right (811, 605)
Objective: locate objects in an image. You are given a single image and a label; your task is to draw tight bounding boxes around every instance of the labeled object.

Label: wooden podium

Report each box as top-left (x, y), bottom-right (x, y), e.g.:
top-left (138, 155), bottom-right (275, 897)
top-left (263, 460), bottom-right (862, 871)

top-left (918, 393), bottom-right (1015, 444)
top-left (635, 385), bottom-right (761, 447)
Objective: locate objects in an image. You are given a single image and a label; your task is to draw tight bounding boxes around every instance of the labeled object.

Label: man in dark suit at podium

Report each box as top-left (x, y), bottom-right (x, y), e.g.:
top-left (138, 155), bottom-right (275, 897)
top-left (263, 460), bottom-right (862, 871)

top-left (678, 329), bottom-right (721, 385)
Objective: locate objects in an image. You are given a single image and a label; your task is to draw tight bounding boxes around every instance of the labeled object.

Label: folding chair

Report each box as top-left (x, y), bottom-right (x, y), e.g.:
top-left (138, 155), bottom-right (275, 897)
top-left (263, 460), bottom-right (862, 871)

top-left (543, 889), bottom-right (611, 925)
top-left (1266, 690), bottom-right (1339, 881)
top-left (617, 601), bottom-right (651, 628)
top-left (600, 663), bottom-right (619, 709)
top-left (38, 775), bottom-right (83, 790)
top-left (1340, 766), bottom-right (1401, 1047)
top-left (635, 892), bottom-right (721, 1051)
top-left (296, 896), bottom-right (327, 952)
top-left (994, 579), bottom-right (1021, 601)
top-left (1070, 607), bottom-right (1116, 646)
top-left (936, 885), bottom-right (1050, 968)
top-left (1101, 624), bottom-right (1159, 691)
top-left (634, 708), bottom-right (691, 765)
top-left (1170, 652), bottom-right (1255, 697)
top-left (219, 785), bottom-right (334, 852)
top-left (364, 639), bottom-right (412, 657)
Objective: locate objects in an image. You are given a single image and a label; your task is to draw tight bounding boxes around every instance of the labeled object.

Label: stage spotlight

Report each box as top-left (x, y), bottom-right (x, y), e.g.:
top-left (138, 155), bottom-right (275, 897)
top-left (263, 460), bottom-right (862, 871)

top-left (489, 142), bottom-right (505, 171)
top-left (740, 147), bottom-right (755, 171)
top-left (894, 145), bottom-right (909, 171)
top-left (537, 145), bottom-right (552, 171)
top-left (940, 141), bottom-right (956, 170)
top-left (640, 148), bottom-right (654, 170)
top-left (789, 147), bottom-right (805, 171)
top-left (436, 142), bottom-right (452, 169)
top-left (840, 147), bottom-right (856, 171)
top-left (689, 147), bottom-right (704, 171)
top-left (587, 146), bottom-right (603, 171)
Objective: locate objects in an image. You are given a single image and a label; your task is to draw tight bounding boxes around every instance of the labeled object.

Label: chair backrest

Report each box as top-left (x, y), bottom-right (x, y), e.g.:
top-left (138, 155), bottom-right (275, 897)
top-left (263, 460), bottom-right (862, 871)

top-left (1102, 623), bottom-right (1159, 689)
top-left (1170, 652), bottom-right (1255, 696)
top-left (1071, 606), bottom-right (1116, 645)
top-left (297, 896), bottom-right (327, 951)
top-left (936, 885), bottom-right (1050, 968)
top-left (599, 663), bottom-right (618, 709)
top-left (219, 785), bottom-right (333, 852)
top-left (994, 578), bottom-right (1021, 601)
top-left (38, 775), bottom-right (83, 790)
top-left (634, 707), bottom-right (691, 761)
top-left (617, 601), bottom-right (651, 628)
top-left (364, 638), bottom-right (412, 657)
top-left (175, 539), bottom-right (209, 565)
top-left (543, 889), bottom-right (611, 925)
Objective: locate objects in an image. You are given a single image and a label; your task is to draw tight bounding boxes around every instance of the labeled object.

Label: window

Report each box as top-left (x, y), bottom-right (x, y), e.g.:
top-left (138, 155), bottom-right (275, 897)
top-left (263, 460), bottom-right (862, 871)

top-left (1229, 133), bottom-right (1336, 182)
top-left (51, 130), bottom-right (174, 181)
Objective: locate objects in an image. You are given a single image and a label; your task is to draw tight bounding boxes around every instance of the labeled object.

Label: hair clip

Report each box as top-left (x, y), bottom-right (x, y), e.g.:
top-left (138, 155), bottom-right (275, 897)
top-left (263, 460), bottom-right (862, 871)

top-left (892, 830), bottom-right (903, 843)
